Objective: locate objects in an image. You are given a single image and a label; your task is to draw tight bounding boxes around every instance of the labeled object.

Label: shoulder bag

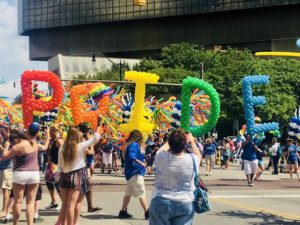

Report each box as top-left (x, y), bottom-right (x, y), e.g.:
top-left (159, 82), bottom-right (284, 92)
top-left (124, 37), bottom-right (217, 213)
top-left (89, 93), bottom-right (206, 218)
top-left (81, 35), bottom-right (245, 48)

top-left (191, 154), bottom-right (211, 214)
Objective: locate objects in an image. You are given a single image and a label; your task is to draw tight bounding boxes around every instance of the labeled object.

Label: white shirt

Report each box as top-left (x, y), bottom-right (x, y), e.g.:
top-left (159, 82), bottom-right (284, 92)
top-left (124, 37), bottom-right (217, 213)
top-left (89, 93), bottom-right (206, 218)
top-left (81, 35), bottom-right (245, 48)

top-left (152, 151), bottom-right (200, 202)
top-left (58, 133), bottom-right (101, 172)
top-left (269, 143), bottom-right (279, 156)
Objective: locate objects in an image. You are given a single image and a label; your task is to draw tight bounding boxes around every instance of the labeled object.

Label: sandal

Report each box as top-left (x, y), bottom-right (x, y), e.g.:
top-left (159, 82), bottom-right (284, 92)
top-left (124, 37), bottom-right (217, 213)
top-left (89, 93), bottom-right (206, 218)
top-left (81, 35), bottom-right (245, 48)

top-left (88, 207), bottom-right (103, 213)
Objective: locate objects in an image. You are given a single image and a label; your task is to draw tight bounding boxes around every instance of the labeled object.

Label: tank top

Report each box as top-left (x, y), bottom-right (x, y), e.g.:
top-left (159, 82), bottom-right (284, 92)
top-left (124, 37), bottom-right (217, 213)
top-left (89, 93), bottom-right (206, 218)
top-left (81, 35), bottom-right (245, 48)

top-left (14, 151), bottom-right (39, 171)
top-left (49, 139), bottom-right (60, 165)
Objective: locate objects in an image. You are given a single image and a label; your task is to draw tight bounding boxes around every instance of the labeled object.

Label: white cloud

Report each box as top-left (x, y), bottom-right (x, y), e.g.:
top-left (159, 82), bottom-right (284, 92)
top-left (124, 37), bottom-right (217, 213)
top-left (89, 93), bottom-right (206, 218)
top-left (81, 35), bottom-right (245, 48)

top-left (0, 0), bottom-right (47, 99)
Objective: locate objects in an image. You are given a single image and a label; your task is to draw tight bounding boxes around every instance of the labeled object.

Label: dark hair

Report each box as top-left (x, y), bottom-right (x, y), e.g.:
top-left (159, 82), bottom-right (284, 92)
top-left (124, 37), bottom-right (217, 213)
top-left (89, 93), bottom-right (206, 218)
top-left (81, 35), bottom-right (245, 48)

top-left (168, 129), bottom-right (187, 154)
top-left (9, 130), bottom-right (32, 145)
top-left (128, 130), bottom-right (143, 143)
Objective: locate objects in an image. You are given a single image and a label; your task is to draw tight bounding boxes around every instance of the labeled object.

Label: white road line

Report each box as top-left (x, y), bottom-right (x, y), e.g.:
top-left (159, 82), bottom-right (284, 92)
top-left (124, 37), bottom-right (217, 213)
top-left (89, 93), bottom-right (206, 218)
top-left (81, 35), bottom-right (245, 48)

top-left (210, 195), bottom-right (300, 199)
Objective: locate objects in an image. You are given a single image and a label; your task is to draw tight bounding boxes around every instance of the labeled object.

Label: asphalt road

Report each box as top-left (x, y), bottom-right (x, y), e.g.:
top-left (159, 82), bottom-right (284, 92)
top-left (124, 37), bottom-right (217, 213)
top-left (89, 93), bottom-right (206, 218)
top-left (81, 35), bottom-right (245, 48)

top-left (1, 165), bottom-right (300, 225)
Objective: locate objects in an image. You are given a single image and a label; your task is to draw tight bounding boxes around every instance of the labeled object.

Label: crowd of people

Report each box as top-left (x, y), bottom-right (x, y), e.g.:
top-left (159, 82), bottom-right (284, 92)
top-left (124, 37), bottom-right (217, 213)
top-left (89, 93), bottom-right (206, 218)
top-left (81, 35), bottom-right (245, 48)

top-left (0, 122), bottom-right (299, 225)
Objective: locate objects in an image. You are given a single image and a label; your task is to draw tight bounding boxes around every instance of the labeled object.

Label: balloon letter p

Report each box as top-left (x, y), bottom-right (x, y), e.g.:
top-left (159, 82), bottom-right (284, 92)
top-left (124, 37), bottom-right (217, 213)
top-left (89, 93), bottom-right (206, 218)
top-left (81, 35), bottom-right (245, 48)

top-left (242, 75), bottom-right (279, 135)
top-left (21, 71), bottom-right (64, 128)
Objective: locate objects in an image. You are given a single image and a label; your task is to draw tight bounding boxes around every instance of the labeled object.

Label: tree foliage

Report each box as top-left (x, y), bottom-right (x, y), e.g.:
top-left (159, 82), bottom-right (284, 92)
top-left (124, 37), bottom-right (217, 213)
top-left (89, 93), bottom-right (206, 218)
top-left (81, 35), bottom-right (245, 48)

top-left (73, 43), bottom-right (300, 137)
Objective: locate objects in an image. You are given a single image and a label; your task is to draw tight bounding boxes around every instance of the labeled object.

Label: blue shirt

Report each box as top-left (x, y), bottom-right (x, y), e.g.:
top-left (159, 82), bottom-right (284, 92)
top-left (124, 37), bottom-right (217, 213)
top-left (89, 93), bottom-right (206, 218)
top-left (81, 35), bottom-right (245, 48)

top-left (0, 140), bottom-right (13, 170)
top-left (125, 142), bottom-right (146, 180)
top-left (204, 144), bottom-right (216, 155)
top-left (242, 141), bottom-right (257, 161)
top-left (287, 144), bottom-right (298, 162)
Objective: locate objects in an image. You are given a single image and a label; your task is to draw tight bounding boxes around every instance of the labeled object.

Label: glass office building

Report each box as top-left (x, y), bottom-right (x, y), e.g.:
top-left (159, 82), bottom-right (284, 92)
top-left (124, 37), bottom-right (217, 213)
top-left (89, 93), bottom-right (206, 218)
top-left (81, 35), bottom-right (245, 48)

top-left (18, 0), bottom-right (300, 60)
top-left (18, 0), bottom-right (300, 34)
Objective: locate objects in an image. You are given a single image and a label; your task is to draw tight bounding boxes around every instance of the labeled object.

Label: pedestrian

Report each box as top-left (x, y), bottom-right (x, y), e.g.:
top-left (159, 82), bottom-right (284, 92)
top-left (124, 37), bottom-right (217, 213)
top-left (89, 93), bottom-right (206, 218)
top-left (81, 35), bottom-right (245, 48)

top-left (241, 134), bottom-right (261, 186)
top-left (1, 129), bottom-right (40, 225)
top-left (255, 146), bottom-right (264, 181)
top-left (57, 125), bottom-right (102, 225)
top-left (269, 138), bottom-right (281, 174)
top-left (149, 129), bottom-right (201, 225)
top-left (203, 138), bottom-right (216, 176)
top-left (118, 130), bottom-right (149, 219)
top-left (45, 126), bottom-right (63, 210)
top-left (0, 127), bottom-right (13, 220)
top-left (286, 138), bottom-right (300, 181)
top-left (221, 139), bottom-right (230, 169)
top-left (100, 138), bottom-right (113, 174)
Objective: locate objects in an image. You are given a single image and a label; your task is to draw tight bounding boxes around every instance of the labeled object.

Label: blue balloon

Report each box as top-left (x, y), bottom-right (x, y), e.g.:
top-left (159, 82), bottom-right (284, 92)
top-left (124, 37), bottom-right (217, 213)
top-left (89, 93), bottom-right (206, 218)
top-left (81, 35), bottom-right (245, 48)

top-left (296, 39), bottom-right (300, 48)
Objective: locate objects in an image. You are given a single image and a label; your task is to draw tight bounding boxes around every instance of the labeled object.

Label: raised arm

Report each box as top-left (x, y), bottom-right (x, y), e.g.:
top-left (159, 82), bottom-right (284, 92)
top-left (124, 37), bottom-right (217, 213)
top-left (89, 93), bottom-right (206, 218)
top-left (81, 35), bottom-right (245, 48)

top-left (78, 125), bottom-right (103, 151)
top-left (187, 133), bottom-right (202, 162)
top-left (1, 141), bottom-right (18, 160)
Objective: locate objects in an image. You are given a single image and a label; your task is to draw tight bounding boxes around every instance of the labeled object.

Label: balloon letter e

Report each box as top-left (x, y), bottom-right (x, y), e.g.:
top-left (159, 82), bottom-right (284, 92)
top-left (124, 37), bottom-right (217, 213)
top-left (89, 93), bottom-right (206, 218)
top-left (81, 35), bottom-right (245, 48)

top-left (242, 75), bottom-right (279, 135)
top-left (119, 71), bottom-right (159, 135)
top-left (181, 77), bottom-right (220, 137)
top-left (21, 71), bottom-right (64, 128)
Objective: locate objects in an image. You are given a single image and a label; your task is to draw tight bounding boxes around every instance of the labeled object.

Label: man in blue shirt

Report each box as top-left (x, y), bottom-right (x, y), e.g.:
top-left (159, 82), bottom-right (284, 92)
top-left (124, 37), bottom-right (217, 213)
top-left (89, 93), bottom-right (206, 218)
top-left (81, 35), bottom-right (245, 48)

top-left (242, 134), bottom-right (261, 186)
top-left (204, 138), bottom-right (216, 176)
top-left (119, 130), bottom-right (149, 220)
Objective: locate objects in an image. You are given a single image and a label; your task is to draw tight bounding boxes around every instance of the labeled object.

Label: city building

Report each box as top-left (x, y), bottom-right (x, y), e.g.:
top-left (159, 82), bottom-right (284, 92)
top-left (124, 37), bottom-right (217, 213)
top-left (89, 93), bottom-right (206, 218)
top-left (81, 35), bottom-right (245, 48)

top-left (19, 0), bottom-right (300, 62)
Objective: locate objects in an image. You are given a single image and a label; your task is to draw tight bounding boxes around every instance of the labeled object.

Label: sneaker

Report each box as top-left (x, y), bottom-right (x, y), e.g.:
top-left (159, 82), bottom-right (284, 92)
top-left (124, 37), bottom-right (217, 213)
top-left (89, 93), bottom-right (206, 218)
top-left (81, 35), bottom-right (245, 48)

top-left (249, 183), bottom-right (254, 187)
top-left (205, 172), bottom-right (209, 176)
top-left (144, 210), bottom-right (149, 220)
top-left (33, 217), bottom-right (44, 223)
top-left (45, 202), bottom-right (58, 209)
top-left (55, 205), bottom-right (61, 211)
top-left (118, 209), bottom-right (133, 219)
top-left (3, 218), bottom-right (13, 224)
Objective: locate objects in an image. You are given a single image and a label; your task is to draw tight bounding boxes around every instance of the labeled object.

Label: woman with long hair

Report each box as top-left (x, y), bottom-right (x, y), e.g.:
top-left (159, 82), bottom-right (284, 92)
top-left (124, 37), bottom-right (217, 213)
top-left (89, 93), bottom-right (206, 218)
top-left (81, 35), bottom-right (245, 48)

top-left (0, 129), bottom-right (40, 225)
top-left (149, 129), bottom-right (201, 225)
top-left (118, 130), bottom-right (148, 219)
top-left (57, 125), bottom-right (102, 225)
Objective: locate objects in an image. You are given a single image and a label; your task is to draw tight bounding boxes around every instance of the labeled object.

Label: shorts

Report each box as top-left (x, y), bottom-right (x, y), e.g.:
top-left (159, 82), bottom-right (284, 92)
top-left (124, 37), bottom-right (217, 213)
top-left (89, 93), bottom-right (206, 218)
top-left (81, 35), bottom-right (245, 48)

top-left (223, 155), bottom-right (229, 162)
top-left (244, 160), bottom-right (258, 175)
top-left (102, 152), bottom-right (112, 165)
top-left (125, 175), bottom-right (146, 198)
top-left (46, 181), bottom-right (60, 193)
top-left (287, 159), bottom-right (298, 165)
top-left (205, 155), bottom-right (215, 166)
top-left (0, 169), bottom-right (13, 190)
top-left (258, 160), bottom-right (264, 167)
top-left (59, 167), bottom-right (90, 194)
top-left (13, 171), bottom-right (40, 185)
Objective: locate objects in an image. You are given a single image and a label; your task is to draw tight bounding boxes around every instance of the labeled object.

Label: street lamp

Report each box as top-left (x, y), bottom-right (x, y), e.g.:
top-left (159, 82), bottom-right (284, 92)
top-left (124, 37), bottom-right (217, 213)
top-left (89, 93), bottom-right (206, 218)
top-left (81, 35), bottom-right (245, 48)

top-left (91, 53), bottom-right (124, 81)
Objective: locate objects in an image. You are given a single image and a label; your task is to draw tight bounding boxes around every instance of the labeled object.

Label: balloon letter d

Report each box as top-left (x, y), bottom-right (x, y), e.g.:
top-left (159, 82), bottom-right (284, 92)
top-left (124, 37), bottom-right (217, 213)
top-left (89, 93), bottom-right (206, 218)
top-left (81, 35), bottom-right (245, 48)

top-left (181, 77), bottom-right (220, 137)
top-left (21, 71), bottom-right (64, 128)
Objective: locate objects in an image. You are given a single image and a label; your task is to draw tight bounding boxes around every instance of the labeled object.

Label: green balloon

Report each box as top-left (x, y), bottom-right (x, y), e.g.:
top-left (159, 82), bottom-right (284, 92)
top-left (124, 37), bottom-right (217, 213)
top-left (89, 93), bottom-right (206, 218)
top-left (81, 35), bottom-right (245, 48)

top-left (180, 77), bottom-right (221, 137)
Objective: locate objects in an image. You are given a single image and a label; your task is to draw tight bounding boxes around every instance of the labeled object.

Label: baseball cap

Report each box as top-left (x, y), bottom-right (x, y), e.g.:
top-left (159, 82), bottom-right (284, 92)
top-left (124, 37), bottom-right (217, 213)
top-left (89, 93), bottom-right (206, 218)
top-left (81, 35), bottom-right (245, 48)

top-left (29, 122), bottom-right (40, 135)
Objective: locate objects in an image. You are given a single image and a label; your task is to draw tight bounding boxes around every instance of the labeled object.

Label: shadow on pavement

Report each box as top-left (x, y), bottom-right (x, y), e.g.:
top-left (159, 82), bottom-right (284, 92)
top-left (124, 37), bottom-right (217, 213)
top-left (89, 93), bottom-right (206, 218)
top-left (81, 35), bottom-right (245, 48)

top-left (81, 213), bottom-right (142, 221)
top-left (215, 210), bottom-right (300, 225)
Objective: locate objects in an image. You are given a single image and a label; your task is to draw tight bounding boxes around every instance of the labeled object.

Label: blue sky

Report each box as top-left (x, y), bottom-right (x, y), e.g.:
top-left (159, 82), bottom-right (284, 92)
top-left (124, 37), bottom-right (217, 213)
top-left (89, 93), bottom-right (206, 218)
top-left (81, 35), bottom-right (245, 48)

top-left (0, 0), bottom-right (47, 99)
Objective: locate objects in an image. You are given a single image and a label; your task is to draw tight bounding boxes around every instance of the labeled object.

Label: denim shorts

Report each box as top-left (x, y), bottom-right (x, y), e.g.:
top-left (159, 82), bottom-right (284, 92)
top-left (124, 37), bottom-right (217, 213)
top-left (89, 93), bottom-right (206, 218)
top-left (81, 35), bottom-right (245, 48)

top-left (149, 196), bottom-right (194, 225)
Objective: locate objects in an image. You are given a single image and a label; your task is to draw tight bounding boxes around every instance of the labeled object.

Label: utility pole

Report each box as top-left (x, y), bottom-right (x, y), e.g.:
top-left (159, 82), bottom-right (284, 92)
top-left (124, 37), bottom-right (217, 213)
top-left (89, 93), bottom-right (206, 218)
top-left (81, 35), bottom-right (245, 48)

top-left (200, 63), bottom-right (204, 80)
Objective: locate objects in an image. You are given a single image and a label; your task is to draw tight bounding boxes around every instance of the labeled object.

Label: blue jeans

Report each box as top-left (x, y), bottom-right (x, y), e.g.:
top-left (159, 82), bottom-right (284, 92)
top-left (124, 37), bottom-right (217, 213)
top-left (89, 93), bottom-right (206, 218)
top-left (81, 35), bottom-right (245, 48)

top-left (149, 196), bottom-right (195, 225)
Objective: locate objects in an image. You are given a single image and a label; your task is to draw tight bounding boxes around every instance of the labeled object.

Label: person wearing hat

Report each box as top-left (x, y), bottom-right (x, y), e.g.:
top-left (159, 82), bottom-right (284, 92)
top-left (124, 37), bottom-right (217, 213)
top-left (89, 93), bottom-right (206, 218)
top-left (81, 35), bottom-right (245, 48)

top-left (0, 125), bottom-right (42, 225)
top-left (286, 138), bottom-right (300, 181)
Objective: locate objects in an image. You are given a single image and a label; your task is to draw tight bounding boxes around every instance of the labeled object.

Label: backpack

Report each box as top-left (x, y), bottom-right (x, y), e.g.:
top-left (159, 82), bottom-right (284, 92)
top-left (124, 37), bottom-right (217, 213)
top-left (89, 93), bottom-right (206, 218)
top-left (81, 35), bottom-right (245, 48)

top-left (277, 145), bottom-right (282, 156)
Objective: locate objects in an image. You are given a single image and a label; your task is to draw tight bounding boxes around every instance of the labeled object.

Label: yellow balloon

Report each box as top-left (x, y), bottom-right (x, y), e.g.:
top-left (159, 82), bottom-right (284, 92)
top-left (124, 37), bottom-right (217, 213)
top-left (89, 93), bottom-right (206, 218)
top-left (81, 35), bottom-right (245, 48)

top-left (255, 52), bottom-right (300, 57)
top-left (119, 71), bottom-right (159, 135)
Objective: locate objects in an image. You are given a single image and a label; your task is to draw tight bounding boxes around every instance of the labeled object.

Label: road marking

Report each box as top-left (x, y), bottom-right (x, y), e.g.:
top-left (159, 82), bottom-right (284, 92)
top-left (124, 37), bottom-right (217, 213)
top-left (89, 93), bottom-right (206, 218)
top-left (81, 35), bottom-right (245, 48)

top-left (210, 195), bottom-right (300, 199)
top-left (211, 198), bottom-right (300, 221)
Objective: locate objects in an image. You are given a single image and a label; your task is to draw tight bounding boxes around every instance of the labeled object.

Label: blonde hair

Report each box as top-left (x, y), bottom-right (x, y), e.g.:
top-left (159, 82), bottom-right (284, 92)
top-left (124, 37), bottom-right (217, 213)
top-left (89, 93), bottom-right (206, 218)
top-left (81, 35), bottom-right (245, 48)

top-left (61, 127), bottom-right (82, 173)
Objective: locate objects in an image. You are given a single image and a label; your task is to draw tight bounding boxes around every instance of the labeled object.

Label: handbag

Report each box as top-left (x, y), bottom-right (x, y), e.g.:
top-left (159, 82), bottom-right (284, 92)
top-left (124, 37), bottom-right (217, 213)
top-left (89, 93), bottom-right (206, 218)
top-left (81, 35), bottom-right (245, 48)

top-left (45, 161), bottom-right (60, 184)
top-left (191, 154), bottom-right (211, 214)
